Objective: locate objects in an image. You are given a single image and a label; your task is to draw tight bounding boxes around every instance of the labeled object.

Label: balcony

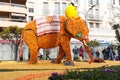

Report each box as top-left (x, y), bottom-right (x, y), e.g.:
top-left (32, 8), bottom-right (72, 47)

top-left (112, 5), bottom-right (120, 9)
top-left (114, 13), bottom-right (120, 17)
top-left (0, 17), bottom-right (26, 28)
top-left (0, 0), bottom-right (26, 4)
top-left (0, 2), bottom-right (27, 14)
top-left (89, 28), bottom-right (115, 37)
top-left (87, 14), bottom-right (103, 21)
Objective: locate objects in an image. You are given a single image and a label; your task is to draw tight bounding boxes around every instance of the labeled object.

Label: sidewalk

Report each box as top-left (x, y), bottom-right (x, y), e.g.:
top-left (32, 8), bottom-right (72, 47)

top-left (0, 60), bottom-right (120, 80)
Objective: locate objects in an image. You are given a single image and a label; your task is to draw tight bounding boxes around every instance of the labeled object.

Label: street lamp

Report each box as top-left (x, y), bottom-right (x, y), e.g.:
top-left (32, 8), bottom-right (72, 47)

top-left (85, 5), bottom-right (96, 19)
top-left (78, 5), bottom-right (95, 21)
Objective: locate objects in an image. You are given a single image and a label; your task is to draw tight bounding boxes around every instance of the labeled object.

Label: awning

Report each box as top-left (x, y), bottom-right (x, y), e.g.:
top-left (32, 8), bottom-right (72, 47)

top-left (0, 40), bottom-right (10, 43)
top-left (11, 13), bottom-right (26, 17)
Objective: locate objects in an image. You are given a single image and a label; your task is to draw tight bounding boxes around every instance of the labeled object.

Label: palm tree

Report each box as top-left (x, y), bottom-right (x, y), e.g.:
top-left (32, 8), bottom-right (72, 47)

top-left (112, 24), bottom-right (120, 42)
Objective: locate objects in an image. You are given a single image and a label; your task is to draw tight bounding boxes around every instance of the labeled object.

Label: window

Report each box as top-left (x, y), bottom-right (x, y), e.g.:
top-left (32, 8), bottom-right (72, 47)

top-left (11, 15), bottom-right (25, 22)
top-left (107, 11), bottom-right (114, 21)
top-left (96, 23), bottom-right (99, 28)
top-left (28, 2), bottom-right (34, 13)
top-left (95, 0), bottom-right (99, 5)
top-left (95, 9), bottom-right (99, 19)
top-left (28, 16), bottom-right (33, 22)
top-left (62, 3), bottom-right (67, 15)
top-left (54, 2), bottom-right (60, 15)
top-left (43, 2), bottom-right (49, 15)
top-left (89, 23), bottom-right (94, 28)
top-left (119, 0), bottom-right (120, 5)
top-left (29, 8), bottom-right (34, 13)
top-left (89, 0), bottom-right (93, 5)
top-left (88, 10), bottom-right (93, 18)
top-left (109, 0), bottom-right (112, 6)
top-left (113, 0), bottom-right (115, 5)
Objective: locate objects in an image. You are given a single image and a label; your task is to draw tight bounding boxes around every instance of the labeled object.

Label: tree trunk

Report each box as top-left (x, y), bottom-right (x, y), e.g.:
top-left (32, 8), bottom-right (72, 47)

top-left (13, 39), bottom-right (20, 61)
top-left (115, 29), bottom-right (120, 42)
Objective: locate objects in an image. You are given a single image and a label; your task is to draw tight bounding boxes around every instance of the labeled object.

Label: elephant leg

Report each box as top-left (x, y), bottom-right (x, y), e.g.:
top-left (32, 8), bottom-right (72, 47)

top-left (55, 46), bottom-right (65, 64)
top-left (60, 35), bottom-right (74, 66)
top-left (23, 30), bottom-right (38, 64)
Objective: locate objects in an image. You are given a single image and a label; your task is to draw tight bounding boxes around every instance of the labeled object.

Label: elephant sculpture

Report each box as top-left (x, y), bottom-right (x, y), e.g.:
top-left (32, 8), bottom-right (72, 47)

top-left (19, 16), bottom-right (93, 66)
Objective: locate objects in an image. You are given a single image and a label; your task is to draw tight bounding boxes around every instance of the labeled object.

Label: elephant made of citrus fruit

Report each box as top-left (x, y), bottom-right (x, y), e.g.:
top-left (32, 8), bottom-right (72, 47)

top-left (19, 3), bottom-right (93, 66)
top-left (19, 16), bottom-right (93, 66)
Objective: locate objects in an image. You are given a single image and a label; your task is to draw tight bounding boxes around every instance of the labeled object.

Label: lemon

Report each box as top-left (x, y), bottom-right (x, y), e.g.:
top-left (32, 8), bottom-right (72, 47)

top-left (65, 4), bottom-right (78, 18)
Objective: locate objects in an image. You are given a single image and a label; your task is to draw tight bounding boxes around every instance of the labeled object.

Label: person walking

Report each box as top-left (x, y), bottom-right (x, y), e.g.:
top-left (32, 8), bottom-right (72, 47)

top-left (106, 46), bottom-right (110, 60)
top-left (109, 45), bottom-right (114, 60)
top-left (102, 47), bottom-right (107, 60)
top-left (45, 49), bottom-right (51, 60)
top-left (78, 46), bottom-right (84, 61)
top-left (91, 47), bottom-right (95, 58)
top-left (38, 49), bottom-right (44, 60)
top-left (95, 49), bottom-right (100, 59)
top-left (72, 45), bottom-right (79, 60)
top-left (117, 45), bottom-right (120, 60)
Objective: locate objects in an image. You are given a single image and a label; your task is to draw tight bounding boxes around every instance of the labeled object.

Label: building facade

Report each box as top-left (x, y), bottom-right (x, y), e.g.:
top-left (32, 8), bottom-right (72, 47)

top-left (77, 0), bottom-right (120, 46)
top-left (0, 0), bottom-right (27, 28)
top-left (26, 0), bottom-right (120, 46)
top-left (0, 0), bottom-right (27, 60)
top-left (0, 0), bottom-right (120, 60)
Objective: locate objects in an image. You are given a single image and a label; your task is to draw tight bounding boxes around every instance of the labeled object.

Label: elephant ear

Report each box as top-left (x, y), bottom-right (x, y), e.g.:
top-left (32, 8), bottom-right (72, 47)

top-left (65, 18), bottom-right (79, 37)
top-left (66, 17), bottom-right (89, 39)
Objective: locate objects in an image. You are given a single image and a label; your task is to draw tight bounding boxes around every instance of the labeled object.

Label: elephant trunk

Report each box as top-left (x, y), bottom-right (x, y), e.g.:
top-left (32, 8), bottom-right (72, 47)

top-left (83, 39), bottom-right (93, 64)
top-left (83, 40), bottom-right (89, 47)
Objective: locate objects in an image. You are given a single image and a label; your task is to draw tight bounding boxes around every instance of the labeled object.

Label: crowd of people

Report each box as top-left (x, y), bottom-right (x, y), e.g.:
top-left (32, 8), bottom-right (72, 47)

top-left (72, 45), bottom-right (84, 61)
top-left (102, 45), bottom-right (120, 61)
top-left (72, 45), bottom-right (120, 61)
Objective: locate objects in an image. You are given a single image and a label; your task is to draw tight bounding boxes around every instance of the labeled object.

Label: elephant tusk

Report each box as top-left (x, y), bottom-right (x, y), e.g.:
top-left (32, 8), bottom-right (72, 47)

top-left (83, 40), bottom-right (89, 47)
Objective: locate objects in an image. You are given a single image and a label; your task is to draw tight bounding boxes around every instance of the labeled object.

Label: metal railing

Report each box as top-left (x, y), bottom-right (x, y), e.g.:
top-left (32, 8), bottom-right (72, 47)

top-left (0, 2), bottom-right (26, 8)
top-left (87, 14), bottom-right (103, 20)
top-left (0, 18), bottom-right (26, 22)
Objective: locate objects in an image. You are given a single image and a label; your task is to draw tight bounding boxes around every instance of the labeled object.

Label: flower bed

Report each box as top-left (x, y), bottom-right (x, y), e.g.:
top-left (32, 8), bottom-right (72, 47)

top-left (48, 65), bottom-right (120, 80)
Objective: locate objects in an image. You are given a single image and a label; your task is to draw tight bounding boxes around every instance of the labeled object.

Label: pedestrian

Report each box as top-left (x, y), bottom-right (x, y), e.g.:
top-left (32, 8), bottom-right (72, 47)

top-left (91, 47), bottom-right (95, 57)
top-left (72, 45), bottom-right (79, 60)
top-left (38, 49), bottom-right (43, 60)
top-left (95, 49), bottom-right (100, 59)
top-left (106, 46), bottom-right (110, 60)
top-left (78, 46), bottom-right (84, 61)
top-left (109, 45), bottom-right (114, 60)
top-left (102, 47), bottom-right (107, 60)
top-left (46, 49), bottom-right (51, 60)
top-left (117, 45), bottom-right (120, 60)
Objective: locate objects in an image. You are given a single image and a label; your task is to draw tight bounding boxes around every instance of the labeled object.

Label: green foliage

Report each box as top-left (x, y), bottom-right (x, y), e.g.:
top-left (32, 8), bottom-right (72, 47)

top-left (48, 66), bottom-right (120, 80)
top-left (112, 24), bottom-right (120, 43)
top-left (89, 40), bottom-right (100, 47)
top-left (0, 25), bottom-right (23, 60)
top-left (112, 24), bottom-right (120, 30)
top-left (0, 25), bottom-right (23, 40)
